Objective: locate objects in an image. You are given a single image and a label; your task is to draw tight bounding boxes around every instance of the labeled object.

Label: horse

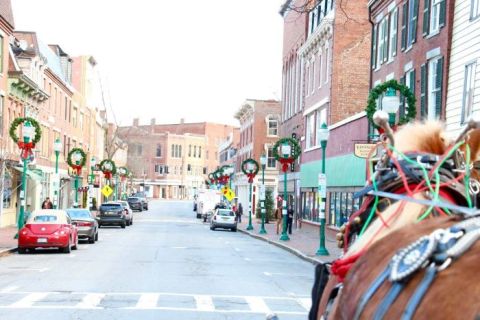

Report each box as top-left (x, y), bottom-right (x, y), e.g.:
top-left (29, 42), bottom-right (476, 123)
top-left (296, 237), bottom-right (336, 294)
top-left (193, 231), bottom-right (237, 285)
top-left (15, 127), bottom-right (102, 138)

top-left (310, 113), bottom-right (480, 320)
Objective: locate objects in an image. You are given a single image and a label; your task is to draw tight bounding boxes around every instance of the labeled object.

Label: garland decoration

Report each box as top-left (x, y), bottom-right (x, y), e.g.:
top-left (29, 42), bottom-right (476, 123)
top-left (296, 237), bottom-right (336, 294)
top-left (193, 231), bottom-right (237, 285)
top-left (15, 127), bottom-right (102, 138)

top-left (9, 117), bottom-right (42, 160)
top-left (365, 79), bottom-right (416, 129)
top-left (100, 159), bottom-right (117, 180)
top-left (241, 158), bottom-right (259, 183)
top-left (272, 137), bottom-right (301, 173)
top-left (67, 148), bottom-right (87, 175)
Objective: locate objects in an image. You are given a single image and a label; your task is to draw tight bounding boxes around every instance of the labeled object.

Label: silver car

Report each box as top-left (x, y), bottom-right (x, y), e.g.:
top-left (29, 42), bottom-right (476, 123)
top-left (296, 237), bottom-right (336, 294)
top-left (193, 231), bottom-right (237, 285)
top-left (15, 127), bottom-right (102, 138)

top-left (112, 201), bottom-right (134, 226)
top-left (210, 209), bottom-right (237, 232)
top-left (66, 208), bottom-right (98, 243)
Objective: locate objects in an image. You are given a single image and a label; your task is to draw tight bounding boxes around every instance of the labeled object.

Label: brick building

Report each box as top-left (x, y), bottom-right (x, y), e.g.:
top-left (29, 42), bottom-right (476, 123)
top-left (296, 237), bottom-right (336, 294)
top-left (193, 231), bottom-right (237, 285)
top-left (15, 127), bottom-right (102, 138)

top-left (119, 119), bottom-right (236, 199)
top-left (233, 99), bottom-right (281, 217)
top-left (280, 0), bottom-right (371, 227)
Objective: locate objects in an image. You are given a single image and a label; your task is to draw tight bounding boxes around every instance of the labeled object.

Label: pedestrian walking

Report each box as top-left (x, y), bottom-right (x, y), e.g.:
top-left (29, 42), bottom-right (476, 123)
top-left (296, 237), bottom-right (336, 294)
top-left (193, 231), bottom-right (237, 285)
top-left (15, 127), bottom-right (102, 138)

top-left (237, 203), bottom-right (243, 223)
top-left (287, 205), bottom-right (294, 235)
top-left (275, 207), bottom-right (283, 234)
top-left (41, 197), bottom-right (53, 209)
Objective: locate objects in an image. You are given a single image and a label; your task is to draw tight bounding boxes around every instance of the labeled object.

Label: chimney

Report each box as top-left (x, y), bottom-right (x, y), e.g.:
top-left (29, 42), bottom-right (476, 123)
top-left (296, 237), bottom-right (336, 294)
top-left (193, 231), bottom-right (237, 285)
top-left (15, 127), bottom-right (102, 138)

top-left (133, 118), bottom-right (139, 126)
top-left (180, 118), bottom-right (185, 124)
top-left (151, 118), bottom-right (156, 125)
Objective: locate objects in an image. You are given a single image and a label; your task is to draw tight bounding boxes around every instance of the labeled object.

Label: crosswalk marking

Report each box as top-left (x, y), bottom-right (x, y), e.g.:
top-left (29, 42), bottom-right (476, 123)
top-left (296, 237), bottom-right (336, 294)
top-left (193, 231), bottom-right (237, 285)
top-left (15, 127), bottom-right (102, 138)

top-left (9, 292), bottom-right (49, 308)
top-left (245, 296), bottom-right (270, 314)
top-left (194, 295), bottom-right (215, 311)
top-left (135, 293), bottom-right (159, 308)
top-left (75, 293), bottom-right (105, 309)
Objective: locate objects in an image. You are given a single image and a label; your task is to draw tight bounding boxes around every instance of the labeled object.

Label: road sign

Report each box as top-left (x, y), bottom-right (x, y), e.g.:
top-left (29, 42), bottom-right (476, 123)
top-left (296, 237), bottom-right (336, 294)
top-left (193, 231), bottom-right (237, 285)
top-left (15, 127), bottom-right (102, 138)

top-left (221, 186), bottom-right (236, 202)
top-left (259, 185), bottom-right (266, 201)
top-left (101, 185), bottom-right (113, 198)
top-left (318, 173), bottom-right (327, 198)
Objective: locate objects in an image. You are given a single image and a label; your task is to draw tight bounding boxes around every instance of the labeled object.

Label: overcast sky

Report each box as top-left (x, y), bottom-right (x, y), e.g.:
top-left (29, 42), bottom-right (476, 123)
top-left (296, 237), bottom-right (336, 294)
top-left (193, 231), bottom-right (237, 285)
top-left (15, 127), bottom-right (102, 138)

top-left (11, 0), bottom-right (284, 127)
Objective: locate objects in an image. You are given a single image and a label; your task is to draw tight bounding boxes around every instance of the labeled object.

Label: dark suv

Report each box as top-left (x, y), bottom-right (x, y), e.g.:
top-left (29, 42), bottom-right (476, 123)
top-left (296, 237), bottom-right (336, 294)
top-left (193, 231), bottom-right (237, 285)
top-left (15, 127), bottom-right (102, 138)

top-left (133, 192), bottom-right (148, 210)
top-left (97, 203), bottom-right (127, 228)
top-left (127, 197), bottom-right (143, 211)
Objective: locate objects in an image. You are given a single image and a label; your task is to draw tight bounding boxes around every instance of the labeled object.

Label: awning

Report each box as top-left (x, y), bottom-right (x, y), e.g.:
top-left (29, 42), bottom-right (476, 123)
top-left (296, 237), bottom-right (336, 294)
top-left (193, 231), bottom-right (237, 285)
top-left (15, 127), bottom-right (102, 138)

top-left (11, 166), bottom-right (44, 181)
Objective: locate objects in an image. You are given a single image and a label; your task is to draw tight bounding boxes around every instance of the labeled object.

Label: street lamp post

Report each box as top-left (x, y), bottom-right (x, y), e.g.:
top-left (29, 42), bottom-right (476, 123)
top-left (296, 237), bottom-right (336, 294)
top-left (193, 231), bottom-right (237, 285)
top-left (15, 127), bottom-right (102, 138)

top-left (279, 142), bottom-right (291, 241)
top-left (259, 154), bottom-right (267, 234)
top-left (246, 162), bottom-right (255, 231)
top-left (71, 151), bottom-right (83, 205)
top-left (53, 138), bottom-right (62, 209)
top-left (88, 157), bottom-right (96, 209)
top-left (382, 88), bottom-right (400, 127)
top-left (316, 123), bottom-right (330, 256)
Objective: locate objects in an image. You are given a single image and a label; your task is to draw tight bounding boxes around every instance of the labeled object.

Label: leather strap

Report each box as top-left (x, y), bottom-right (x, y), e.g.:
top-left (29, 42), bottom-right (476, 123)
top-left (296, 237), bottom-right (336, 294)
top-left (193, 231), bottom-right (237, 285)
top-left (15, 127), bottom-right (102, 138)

top-left (401, 265), bottom-right (437, 320)
top-left (373, 282), bottom-right (406, 320)
top-left (353, 267), bottom-right (390, 320)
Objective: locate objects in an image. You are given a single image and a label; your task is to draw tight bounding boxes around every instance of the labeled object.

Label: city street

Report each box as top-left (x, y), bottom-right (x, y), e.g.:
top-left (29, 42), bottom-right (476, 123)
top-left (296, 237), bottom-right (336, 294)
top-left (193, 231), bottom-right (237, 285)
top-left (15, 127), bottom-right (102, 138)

top-left (0, 200), bottom-right (314, 320)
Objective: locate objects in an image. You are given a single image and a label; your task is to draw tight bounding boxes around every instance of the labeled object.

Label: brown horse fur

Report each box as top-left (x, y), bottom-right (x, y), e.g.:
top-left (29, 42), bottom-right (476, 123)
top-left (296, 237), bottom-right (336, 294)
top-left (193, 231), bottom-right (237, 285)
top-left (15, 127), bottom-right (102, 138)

top-left (337, 216), bottom-right (480, 319)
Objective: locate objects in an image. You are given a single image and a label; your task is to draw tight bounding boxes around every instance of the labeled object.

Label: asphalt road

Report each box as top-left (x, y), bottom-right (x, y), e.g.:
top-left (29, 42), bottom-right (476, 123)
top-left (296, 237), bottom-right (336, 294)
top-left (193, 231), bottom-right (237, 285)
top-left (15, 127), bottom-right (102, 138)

top-left (0, 200), bottom-right (315, 320)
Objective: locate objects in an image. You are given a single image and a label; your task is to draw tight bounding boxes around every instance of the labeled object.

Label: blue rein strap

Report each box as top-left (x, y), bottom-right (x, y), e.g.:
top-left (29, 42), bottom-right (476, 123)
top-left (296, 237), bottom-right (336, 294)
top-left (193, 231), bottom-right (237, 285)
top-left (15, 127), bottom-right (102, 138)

top-left (401, 264), bottom-right (437, 320)
top-left (353, 267), bottom-right (390, 320)
top-left (373, 282), bottom-right (406, 320)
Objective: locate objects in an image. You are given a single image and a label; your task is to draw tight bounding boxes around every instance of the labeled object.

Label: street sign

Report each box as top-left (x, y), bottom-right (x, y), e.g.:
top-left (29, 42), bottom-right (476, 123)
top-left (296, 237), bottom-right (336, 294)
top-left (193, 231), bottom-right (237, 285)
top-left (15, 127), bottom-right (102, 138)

top-left (221, 186), bottom-right (236, 202)
top-left (354, 143), bottom-right (377, 158)
top-left (101, 185), bottom-right (113, 198)
top-left (318, 173), bottom-right (327, 198)
top-left (259, 185), bottom-right (266, 201)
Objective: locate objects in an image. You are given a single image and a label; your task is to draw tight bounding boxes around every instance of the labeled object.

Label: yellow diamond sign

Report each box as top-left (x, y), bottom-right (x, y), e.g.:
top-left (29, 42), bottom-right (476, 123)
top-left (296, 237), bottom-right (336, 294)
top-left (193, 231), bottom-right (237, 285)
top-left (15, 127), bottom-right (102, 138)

top-left (221, 186), bottom-right (235, 202)
top-left (101, 185), bottom-right (113, 198)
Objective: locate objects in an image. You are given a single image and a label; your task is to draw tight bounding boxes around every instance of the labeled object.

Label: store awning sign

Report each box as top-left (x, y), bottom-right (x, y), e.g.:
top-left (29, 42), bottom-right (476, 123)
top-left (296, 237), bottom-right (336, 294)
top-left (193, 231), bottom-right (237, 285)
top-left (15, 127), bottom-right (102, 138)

top-left (354, 143), bottom-right (377, 159)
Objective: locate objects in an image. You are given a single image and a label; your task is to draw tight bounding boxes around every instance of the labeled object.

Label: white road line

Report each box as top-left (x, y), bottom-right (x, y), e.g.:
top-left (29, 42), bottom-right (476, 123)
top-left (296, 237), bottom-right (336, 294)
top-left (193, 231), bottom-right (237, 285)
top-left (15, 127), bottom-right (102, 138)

top-left (194, 295), bottom-right (215, 311)
top-left (298, 298), bottom-right (312, 311)
top-left (9, 292), bottom-right (49, 308)
top-left (244, 257), bottom-right (251, 261)
top-left (68, 254), bottom-right (76, 258)
top-left (135, 293), bottom-right (159, 309)
top-left (75, 293), bottom-right (105, 309)
top-left (1, 285), bottom-right (18, 293)
top-left (245, 296), bottom-right (271, 314)
top-left (263, 272), bottom-right (272, 276)
top-left (171, 246), bottom-right (187, 249)
top-left (38, 268), bottom-right (49, 272)
top-left (234, 248), bottom-right (240, 251)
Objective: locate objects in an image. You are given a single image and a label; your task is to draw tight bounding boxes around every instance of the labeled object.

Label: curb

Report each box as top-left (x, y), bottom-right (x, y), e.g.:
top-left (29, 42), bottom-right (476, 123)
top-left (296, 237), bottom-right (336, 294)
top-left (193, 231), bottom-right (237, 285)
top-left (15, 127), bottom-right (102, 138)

top-left (0, 247), bottom-right (17, 257)
top-left (238, 229), bottom-right (327, 265)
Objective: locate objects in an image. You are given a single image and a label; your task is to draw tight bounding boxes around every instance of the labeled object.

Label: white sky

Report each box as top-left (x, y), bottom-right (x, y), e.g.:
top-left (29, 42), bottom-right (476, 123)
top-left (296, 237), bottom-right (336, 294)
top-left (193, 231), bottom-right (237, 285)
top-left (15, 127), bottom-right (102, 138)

top-left (11, 0), bottom-right (284, 127)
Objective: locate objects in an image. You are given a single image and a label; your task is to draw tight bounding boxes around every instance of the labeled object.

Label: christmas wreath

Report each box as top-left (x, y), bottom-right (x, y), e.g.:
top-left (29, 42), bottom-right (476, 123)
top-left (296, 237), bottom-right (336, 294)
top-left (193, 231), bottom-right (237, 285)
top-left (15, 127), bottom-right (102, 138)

top-left (9, 117), bottom-right (42, 160)
top-left (100, 159), bottom-right (117, 180)
top-left (241, 158), bottom-right (259, 183)
top-left (272, 137), bottom-right (301, 172)
top-left (118, 166), bottom-right (129, 181)
top-left (208, 172), bottom-right (216, 184)
top-left (67, 148), bottom-right (87, 175)
top-left (365, 79), bottom-right (416, 128)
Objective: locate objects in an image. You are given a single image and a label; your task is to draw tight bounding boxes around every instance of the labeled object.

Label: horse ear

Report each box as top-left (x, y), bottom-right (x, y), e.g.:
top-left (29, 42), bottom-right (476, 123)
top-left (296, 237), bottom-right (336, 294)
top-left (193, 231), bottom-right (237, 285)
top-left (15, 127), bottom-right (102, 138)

top-left (466, 129), bottom-right (480, 162)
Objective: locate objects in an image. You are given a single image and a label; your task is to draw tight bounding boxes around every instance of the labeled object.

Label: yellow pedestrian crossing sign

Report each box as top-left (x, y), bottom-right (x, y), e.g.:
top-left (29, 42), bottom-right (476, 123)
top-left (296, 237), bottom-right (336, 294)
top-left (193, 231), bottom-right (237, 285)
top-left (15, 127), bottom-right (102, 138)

top-left (221, 186), bottom-right (236, 202)
top-left (101, 185), bottom-right (113, 198)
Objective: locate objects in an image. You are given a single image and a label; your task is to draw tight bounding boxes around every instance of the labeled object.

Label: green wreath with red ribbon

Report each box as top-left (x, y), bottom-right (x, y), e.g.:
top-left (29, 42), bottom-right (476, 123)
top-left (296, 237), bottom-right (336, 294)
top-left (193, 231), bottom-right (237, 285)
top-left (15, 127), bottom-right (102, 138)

top-left (208, 172), bottom-right (216, 185)
top-left (241, 158), bottom-right (259, 183)
top-left (365, 79), bottom-right (416, 129)
top-left (67, 148), bottom-right (87, 175)
top-left (9, 117), bottom-right (42, 160)
top-left (118, 166), bottom-right (129, 181)
top-left (100, 159), bottom-right (117, 180)
top-left (272, 137), bottom-right (301, 173)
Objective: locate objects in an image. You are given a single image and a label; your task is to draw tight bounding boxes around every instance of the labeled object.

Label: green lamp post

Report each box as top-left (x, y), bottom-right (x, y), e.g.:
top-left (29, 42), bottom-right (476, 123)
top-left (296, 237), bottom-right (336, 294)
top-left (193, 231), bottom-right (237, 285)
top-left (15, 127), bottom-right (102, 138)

top-left (53, 138), bottom-right (62, 209)
top-left (241, 159), bottom-right (259, 231)
top-left (279, 142), bottom-right (291, 241)
top-left (316, 123), bottom-right (330, 256)
top-left (382, 87), bottom-right (400, 127)
top-left (72, 152), bottom-right (82, 205)
top-left (259, 154), bottom-right (267, 234)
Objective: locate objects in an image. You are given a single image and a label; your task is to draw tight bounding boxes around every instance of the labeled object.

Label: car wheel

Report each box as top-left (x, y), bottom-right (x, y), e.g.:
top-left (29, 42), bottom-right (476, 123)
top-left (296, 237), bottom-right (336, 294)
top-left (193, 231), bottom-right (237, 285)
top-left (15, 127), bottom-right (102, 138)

top-left (210, 226), bottom-right (215, 230)
top-left (121, 222), bottom-right (126, 228)
top-left (18, 247), bottom-right (26, 254)
top-left (94, 231), bottom-right (99, 241)
top-left (232, 228), bottom-right (237, 232)
top-left (62, 241), bottom-right (71, 253)
top-left (196, 213), bottom-right (201, 219)
top-left (130, 219), bottom-right (133, 225)
top-left (88, 236), bottom-right (95, 244)
top-left (98, 224), bottom-right (102, 228)
top-left (72, 236), bottom-right (78, 250)
top-left (139, 207), bottom-right (143, 212)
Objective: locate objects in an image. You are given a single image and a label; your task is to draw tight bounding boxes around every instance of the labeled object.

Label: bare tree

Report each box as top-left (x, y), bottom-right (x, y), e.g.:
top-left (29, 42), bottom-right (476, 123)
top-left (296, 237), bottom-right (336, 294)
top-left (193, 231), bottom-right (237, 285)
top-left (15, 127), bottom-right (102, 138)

top-left (104, 125), bottom-right (127, 160)
top-left (281, 0), bottom-right (363, 25)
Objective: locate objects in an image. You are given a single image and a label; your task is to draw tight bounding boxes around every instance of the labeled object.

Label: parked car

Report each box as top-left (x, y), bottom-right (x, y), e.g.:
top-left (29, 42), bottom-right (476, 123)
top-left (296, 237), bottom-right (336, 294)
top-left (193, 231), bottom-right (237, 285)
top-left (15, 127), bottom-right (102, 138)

top-left (112, 200), bottom-right (134, 226)
top-left (18, 209), bottom-right (79, 254)
top-left (133, 192), bottom-right (149, 210)
top-left (66, 208), bottom-right (98, 243)
top-left (97, 202), bottom-right (127, 228)
top-left (210, 208), bottom-right (237, 232)
top-left (127, 197), bottom-right (143, 212)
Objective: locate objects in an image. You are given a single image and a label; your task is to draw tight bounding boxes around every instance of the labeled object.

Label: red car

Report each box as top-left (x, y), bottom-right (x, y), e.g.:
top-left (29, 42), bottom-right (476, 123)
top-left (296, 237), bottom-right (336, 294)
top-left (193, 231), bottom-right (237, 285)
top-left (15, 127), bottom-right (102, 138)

top-left (18, 209), bottom-right (79, 254)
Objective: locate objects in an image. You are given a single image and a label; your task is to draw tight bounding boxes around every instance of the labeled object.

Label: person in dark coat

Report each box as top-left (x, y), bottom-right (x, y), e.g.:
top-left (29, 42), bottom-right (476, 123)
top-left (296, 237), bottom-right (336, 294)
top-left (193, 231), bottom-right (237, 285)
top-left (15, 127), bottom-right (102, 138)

top-left (41, 197), bottom-right (53, 209)
top-left (237, 203), bottom-right (243, 223)
top-left (287, 205), bottom-right (294, 235)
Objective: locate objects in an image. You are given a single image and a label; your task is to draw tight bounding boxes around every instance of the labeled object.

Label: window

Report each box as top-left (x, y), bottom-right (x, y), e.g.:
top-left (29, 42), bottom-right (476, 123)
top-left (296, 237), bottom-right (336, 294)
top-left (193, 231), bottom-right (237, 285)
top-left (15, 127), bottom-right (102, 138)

top-left (171, 144), bottom-right (175, 157)
top-left (324, 47), bottom-right (329, 83)
top-left (306, 63), bottom-right (311, 96)
top-left (199, 146), bottom-right (202, 158)
top-left (267, 116), bottom-right (278, 136)
top-left (315, 108), bottom-right (327, 146)
top-left (421, 56), bottom-right (444, 120)
top-left (407, 0), bottom-right (418, 47)
top-left (137, 144), bottom-right (142, 156)
top-left (389, 9), bottom-right (398, 60)
top-left (72, 107), bottom-right (77, 128)
top-left (64, 97), bottom-right (68, 120)
top-left (372, 25), bottom-right (378, 69)
top-left (0, 35), bottom-right (3, 73)
top-left (188, 145), bottom-right (192, 157)
top-left (461, 62), bottom-right (477, 124)
top-left (378, 18), bottom-right (388, 64)
top-left (0, 96), bottom-right (3, 135)
top-left (267, 146), bottom-right (276, 169)
top-left (400, 68), bottom-right (416, 117)
top-left (311, 58), bottom-right (315, 93)
top-left (430, 0), bottom-right (441, 33)
top-left (193, 145), bottom-right (196, 158)
top-left (318, 51), bottom-right (323, 87)
top-left (79, 113), bottom-right (83, 130)
top-left (306, 113), bottom-right (316, 149)
top-left (472, 0), bottom-right (480, 19)
top-left (154, 164), bottom-right (163, 174)
top-left (156, 144), bottom-right (162, 157)
top-left (179, 145), bottom-right (182, 158)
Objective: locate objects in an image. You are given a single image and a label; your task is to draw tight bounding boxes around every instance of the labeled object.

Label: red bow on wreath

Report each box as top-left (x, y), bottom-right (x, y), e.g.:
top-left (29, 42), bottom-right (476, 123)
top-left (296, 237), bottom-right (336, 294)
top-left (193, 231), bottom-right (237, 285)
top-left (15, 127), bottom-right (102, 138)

top-left (17, 141), bottom-right (35, 160)
top-left (72, 165), bottom-right (82, 175)
top-left (210, 178), bottom-right (215, 184)
top-left (279, 158), bottom-right (295, 173)
top-left (246, 173), bottom-right (256, 183)
top-left (103, 171), bottom-right (112, 180)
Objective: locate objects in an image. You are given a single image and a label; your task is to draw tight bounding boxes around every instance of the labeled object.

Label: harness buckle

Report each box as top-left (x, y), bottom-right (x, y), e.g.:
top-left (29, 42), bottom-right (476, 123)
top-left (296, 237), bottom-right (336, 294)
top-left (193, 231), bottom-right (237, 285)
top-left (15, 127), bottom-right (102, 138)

top-left (469, 179), bottom-right (480, 195)
top-left (436, 257), bottom-right (452, 272)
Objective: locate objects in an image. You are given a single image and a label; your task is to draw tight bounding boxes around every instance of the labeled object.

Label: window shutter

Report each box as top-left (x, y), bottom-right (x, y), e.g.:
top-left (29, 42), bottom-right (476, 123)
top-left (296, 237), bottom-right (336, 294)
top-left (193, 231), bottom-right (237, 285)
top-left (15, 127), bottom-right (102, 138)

top-left (420, 63), bottom-right (427, 118)
top-left (423, 0), bottom-right (430, 36)
top-left (392, 10), bottom-right (398, 56)
top-left (439, 0), bottom-right (446, 27)
top-left (383, 19), bottom-right (389, 62)
top-left (435, 57), bottom-right (444, 118)
top-left (412, 0), bottom-right (419, 43)
top-left (401, 3), bottom-right (408, 50)
top-left (371, 25), bottom-right (378, 69)
top-left (400, 75), bottom-right (406, 117)
top-left (410, 69), bottom-right (416, 95)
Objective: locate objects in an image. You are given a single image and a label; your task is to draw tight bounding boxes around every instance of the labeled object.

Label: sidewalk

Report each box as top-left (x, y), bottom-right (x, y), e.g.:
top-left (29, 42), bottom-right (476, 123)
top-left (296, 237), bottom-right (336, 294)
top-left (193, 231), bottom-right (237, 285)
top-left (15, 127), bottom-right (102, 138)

top-left (237, 216), bottom-right (343, 264)
top-left (0, 226), bottom-right (17, 256)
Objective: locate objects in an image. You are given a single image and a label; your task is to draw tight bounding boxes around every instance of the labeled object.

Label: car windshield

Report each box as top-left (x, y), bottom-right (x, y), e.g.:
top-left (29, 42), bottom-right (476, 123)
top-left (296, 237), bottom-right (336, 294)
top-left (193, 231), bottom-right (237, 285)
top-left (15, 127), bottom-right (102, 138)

top-left (67, 210), bottom-right (91, 219)
top-left (33, 215), bottom-right (58, 222)
top-left (128, 197), bottom-right (140, 202)
top-left (217, 210), bottom-right (234, 217)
